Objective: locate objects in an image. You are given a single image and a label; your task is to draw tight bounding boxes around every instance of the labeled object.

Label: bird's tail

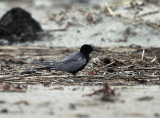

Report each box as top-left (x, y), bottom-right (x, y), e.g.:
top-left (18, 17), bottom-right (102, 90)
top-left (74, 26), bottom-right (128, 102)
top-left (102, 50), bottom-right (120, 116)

top-left (32, 61), bottom-right (62, 70)
top-left (34, 66), bottom-right (52, 70)
top-left (31, 61), bottom-right (55, 66)
top-left (21, 66), bottom-right (52, 75)
top-left (21, 61), bottom-right (61, 74)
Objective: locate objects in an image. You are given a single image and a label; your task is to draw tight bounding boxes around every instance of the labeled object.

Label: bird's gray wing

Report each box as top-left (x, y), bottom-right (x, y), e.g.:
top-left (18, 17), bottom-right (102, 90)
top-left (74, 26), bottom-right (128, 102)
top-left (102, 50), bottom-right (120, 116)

top-left (32, 61), bottom-right (56, 66)
top-left (33, 61), bottom-right (61, 70)
top-left (34, 53), bottom-right (86, 72)
top-left (50, 53), bottom-right (87, 72)
top-left (60, 53), bottom-right (81, 63)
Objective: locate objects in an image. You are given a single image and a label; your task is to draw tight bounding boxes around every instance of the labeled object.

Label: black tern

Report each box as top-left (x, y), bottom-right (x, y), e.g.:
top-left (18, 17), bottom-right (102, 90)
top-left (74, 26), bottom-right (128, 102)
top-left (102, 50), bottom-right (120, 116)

top-left (22, 44), bottom-right (99, 75)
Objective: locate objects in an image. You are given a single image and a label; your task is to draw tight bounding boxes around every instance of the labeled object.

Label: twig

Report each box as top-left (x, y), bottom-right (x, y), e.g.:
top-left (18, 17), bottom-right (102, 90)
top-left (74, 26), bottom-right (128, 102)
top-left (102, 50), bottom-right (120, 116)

top-left (140, 11), bottom-right (159, 17)
top-left (89, 66), bottom-right (101, 74)
top-left (98, 61), bottom-right (115, 70)
top-left (146, 21), bottom-right (160, 30)
top-left (105, 2), bottom-right (115, 17)
top-left (151, 56), bottom-right (157, 63)
top-left (83, 82), bottom-right (116, 101)
top-left (131, 77), bottom-right (148, 83)
top-left (124, 61), bottom-right (135, 69)
top-left (40, 17), bottom-right (49, 24)
top-left (141, 49), bottom-right (145, 61)
top-left (47, 22), bottom-right (72, 32)
top-left (124, 68), bottom-right (160, 71)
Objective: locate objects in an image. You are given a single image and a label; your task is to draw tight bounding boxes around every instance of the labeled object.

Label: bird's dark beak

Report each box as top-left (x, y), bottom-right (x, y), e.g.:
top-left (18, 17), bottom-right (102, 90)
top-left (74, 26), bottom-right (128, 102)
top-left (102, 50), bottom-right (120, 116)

top-left (93, 47), bottom-right (101, 52)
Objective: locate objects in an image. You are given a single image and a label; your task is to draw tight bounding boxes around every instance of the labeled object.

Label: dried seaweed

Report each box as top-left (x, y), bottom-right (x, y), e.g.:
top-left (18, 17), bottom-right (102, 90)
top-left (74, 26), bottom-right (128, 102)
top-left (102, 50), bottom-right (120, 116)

top-left (83, 82), bottom-right (116, 102)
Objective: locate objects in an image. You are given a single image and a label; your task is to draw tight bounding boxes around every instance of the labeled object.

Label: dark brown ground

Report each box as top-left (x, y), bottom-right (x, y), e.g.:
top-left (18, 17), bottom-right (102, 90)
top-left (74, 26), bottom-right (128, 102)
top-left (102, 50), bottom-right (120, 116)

top-left (0, 46), bottom-right (160, 87)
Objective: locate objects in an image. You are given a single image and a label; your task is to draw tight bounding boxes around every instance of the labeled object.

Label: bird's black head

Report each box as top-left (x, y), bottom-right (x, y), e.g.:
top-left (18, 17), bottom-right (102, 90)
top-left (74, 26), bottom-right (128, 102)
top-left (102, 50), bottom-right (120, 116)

top-left (80, 44), bottom-right (99, 54)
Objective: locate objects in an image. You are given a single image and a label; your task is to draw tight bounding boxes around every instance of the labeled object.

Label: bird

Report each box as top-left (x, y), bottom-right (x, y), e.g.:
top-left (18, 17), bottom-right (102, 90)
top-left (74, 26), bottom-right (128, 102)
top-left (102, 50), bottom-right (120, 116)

top-left (22, 44), bottom-right (99, 75)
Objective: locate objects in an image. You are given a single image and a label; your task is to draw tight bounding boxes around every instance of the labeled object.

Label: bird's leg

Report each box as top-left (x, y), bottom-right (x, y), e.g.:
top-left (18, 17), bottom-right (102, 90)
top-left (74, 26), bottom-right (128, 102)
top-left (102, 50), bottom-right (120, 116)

top-left (45, 69), bottom-right (50, 73)
top-left (73, 73), bottom-right (76, 77)
top-left (73, 73), bottom-right (80, 82)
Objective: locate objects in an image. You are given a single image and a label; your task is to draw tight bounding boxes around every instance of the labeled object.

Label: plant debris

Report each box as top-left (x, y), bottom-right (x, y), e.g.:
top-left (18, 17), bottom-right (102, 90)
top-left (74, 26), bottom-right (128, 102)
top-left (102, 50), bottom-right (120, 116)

top-left (0, 108), bottom-right (8, 113)
top-left (137, 96), bottom-right (154, 101)
top-left (84, 82), bottom-right (117, 102)
top-left (0, 84), bottom-right (27, 92)
top-left (0, 46), bottom-right (160, 86)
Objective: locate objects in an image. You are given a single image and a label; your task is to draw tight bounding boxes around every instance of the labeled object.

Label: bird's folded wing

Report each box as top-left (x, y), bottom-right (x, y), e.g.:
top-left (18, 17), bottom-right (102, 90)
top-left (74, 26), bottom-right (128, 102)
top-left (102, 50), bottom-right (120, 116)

top-left (32, 61), bottom-right (56, 66)
top-left (52, 56), bottom-right (86, 72)
top-left (33, 53), bottom-right (87, 72)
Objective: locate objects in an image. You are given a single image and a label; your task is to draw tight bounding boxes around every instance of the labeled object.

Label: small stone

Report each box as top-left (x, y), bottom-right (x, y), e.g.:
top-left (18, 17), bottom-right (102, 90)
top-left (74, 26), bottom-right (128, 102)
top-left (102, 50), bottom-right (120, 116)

top-left (107, 67), bottom-right (114, 73)
top-left (69, 103), bottom-right (76, 110)
top-left (1, 108), bottom-right (8, 113)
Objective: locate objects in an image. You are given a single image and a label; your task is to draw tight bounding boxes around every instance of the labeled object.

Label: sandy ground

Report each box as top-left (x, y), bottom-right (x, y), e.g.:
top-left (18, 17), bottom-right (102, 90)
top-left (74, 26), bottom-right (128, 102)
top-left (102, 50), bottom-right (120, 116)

top-left (0, 86), bottom-right (160, 118)
top-left (0, 0), bottom-right (160, 118)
